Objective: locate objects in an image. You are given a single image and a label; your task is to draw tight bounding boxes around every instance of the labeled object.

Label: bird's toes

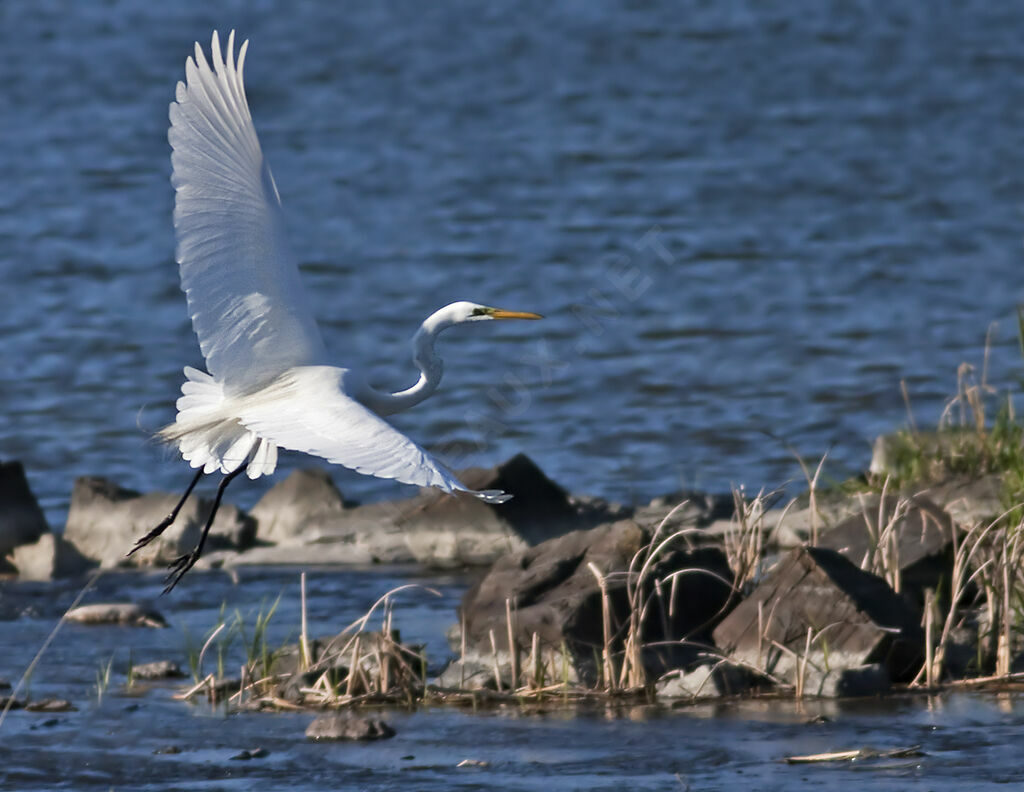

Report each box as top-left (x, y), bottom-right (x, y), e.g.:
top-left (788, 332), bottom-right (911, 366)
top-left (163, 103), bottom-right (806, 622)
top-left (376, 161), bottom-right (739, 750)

top-left (162, 551), bottom-right (198, 593)
top-left (127, 516), bottom-right (175, 557)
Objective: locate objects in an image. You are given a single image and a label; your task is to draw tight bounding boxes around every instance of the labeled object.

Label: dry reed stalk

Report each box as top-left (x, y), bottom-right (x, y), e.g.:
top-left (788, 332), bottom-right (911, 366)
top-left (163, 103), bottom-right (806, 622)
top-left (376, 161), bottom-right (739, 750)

top-left (923, 589), bottom-right (935, 688)
top-left (300, 572), bottom-right (310, 672)
top-left (505, 598), bottom-right (519, 689)
top-left (724, 486), bottom-right (769, 590)
top-left (997, 548), bottom-right (1012, 677)
top-left (460, 612), bottom-right (467, 690)
top-left (911, 514), bottom-right (1001, 685)
top-left (175, 673), bottom-right (216, 701)
top-left (795, 627), bottom-right (813, 699)
top-left (792, 450), bottom-right (830, 546)
top-left (345, 636), bottom-right (362, 697)
top-left (531, 632), bottom-right (541, 691)
top-left (488, 629), bottom-right (503, 691)
top-left (854, 481), bottom-right (909, 594)
top-left (757, 600), bottom-right (764, 668)
top-left (587, 562), bottom-right (616, 691)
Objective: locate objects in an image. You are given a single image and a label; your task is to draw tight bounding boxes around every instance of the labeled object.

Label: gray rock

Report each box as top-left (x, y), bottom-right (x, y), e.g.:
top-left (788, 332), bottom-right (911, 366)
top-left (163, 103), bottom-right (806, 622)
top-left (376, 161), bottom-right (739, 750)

top-left (434, 657), bottom-right (510, 690)
top-left (24, 698), bottom-right (76, 712)
top-left (305, 712), bottom-right (396, 741)
top-left (655, 663), bottom-right (753, 699)
top-left (458, 519), bottom-right (734, 686)
top-left (131, 660), bottom-right (185, 679)
top-left (249, 469), bottom-right (349, 545)
top-left (760, 495), bottom-right (868, 548)
top-left (0, 461), bottom-right (49, 562)
top-left (712, 547), bottom-right (924, 690)
top-left (802, 663), bottom-right (890, 698)
top-left (407, 453), bottom-right (582, 542)
top-left (66, 603), bottom-right (167, 628)
top-left (9, 533), bottom-right (94, 581)
top-left (817, 493), bottom-right (955, 608)
top-left (63, 476), bottom-right (255, 568)
top-left (920, 474), bottom-right (1004, 528)
top-left (633, 491), bottom-right (735, 533)
top-left (222, 455), bottom-right (592, 568)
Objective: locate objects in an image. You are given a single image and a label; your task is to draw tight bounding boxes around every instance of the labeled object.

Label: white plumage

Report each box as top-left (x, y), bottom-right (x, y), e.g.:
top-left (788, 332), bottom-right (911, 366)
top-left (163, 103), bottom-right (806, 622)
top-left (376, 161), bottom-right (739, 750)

top-left (162, 30), bottom-right (532, 498)
top-left (139, 31), bottom-right (542, 590)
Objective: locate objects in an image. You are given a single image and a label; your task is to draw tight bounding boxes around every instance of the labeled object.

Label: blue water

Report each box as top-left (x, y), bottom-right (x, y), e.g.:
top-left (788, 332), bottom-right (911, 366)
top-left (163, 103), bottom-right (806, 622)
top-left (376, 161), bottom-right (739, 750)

top-left (2, 566), bottom-right (1024, 792)
top-left (6, 3), bottom-right (1024, 788)
top-left (5, 2), bottom-right (1024, 524)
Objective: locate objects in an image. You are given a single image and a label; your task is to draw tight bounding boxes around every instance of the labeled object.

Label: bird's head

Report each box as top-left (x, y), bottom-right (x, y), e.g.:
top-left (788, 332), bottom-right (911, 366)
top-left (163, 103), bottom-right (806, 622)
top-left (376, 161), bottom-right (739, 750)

top-left (416, 301), bottom-right (543, 350)
top-left (457, 301), bottom-right (544, 323)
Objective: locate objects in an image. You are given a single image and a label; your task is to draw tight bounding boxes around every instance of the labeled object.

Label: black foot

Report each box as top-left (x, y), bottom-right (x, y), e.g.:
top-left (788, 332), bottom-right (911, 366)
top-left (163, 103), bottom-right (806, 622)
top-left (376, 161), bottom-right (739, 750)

top-left (163, 550), bottom-right (200, 594)
top-left (127, 513), bottom-right (176, 557)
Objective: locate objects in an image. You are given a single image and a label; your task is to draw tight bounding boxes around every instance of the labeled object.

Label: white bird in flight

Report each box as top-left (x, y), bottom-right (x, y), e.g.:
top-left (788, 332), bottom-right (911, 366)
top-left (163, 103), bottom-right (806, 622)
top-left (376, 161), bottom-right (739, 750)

top-left (131, 31), bottom-right (542, 591)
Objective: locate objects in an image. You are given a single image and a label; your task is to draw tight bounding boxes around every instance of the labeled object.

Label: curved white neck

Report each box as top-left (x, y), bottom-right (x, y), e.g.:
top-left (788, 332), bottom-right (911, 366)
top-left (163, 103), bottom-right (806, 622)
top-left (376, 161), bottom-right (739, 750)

top-left (356, 307), bottom-right (457, 416)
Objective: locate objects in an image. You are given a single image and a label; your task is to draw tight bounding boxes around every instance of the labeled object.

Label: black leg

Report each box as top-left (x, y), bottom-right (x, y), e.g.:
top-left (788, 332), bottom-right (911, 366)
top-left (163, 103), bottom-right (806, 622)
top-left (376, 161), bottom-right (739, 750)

top-left (163, 464), bottom-right (246, 593)
top-left (128, 468), bottom-right (204, 557)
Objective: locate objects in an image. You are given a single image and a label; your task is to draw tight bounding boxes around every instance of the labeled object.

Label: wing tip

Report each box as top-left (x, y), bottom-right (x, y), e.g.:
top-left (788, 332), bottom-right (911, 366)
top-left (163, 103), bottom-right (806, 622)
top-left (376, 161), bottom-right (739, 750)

top-left (473, 489), bottom-right (513, 504)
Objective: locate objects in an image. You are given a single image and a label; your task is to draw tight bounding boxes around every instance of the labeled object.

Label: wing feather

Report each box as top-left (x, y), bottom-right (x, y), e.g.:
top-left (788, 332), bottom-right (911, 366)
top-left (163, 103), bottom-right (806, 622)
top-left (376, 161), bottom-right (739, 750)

top-left (235, 367), bottom-right (509, 502)
top-left (170, 30), bottom-right (327, 393)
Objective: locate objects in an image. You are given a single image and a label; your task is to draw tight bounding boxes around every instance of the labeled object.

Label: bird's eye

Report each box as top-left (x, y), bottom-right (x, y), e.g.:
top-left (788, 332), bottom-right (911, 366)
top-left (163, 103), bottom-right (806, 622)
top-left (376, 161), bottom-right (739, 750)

top-left (471, 307), bottom-right (491, 317)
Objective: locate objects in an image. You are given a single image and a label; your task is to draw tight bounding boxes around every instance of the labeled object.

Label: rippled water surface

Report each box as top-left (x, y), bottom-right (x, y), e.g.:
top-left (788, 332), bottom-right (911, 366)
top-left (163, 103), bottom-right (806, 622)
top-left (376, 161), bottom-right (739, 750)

top-left (5, 2), bottom-right (1024, 789)
top-left (2, 567), bottom-right (1024, 792)
top-left (6, 1), bottom-right (1024, 521)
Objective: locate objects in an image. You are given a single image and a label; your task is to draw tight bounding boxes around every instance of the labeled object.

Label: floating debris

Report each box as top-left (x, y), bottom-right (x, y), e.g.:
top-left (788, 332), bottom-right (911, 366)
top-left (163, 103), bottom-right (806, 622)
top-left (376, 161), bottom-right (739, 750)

top-left (785, 745), bottom-right (924, 764)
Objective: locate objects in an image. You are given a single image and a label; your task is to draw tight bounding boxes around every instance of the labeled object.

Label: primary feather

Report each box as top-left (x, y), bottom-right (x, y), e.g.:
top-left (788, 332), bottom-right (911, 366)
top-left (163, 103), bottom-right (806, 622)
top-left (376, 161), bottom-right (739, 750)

top-left (170, 29), bottom-right (327, 394)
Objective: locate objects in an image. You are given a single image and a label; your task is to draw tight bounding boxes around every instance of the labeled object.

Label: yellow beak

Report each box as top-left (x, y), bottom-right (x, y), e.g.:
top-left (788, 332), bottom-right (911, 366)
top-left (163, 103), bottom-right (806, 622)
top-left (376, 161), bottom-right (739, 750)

top-left (489, 308), bottom-right (544, 320)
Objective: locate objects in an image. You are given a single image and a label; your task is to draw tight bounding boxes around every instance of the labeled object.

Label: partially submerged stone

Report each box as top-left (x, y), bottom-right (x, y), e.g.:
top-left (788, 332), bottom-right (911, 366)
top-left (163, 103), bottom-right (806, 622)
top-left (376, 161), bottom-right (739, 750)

top-left (24, 698), bottom-right (76, 712)
top-left (66, 603), bottom-right (167, 628)
top-left (456, 519), bottom-right (734, 685)
top-left (132, 660), bottom-right (186, 680)
top-left (249, 468), bottom-right (349, 545)
top-left (229, 455), bottom-right (593, 568)
top-left (306, 712), bottom-right (395, 741)
top-left (63, 477), bottom-right (255, 568)
top-left (712, 547), bottom-right (923, 692)
top-left (0, 461), bottom-right (49, 564)
top-left (801, 663), bottom-right (890, 698)
top-left (9, 533), bottom-right (94, 581)
top-left (655, 663), bottom-right (753, 700)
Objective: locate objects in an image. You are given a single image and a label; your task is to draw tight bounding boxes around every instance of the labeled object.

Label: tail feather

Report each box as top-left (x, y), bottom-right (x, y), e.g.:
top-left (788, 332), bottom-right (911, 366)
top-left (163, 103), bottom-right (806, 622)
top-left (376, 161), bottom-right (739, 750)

top-left (160, 367), bottom-right (279, 478)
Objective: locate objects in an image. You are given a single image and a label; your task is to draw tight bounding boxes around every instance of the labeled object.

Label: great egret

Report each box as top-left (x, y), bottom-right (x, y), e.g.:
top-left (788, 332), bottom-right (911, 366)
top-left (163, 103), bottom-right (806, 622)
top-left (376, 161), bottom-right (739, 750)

top-left (131, 31), bottom-right (542, 591)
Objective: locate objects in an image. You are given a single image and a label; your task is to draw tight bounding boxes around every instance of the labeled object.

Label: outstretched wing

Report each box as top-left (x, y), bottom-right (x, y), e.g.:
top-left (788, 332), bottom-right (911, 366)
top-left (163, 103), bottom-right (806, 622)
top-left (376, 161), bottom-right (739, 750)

top-left (236, 366), bottom-right (510, 503)
top-left (169, 30), bottom-right (327, 394)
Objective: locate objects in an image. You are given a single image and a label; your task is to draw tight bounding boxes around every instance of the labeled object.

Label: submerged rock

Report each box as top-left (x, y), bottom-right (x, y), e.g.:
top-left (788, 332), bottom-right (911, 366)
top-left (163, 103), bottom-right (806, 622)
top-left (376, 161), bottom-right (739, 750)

top-left (66, 603), bottom-right (167, 628)
top-left (712, 546), bottom-right (923, 693)
top-left (306, 712), bottom-right (396, 741)
top-left (0, 461), bottom-right (49, 566)
top-left (63, 476), bottom-right (255, 568)
top-left (9, 532), bottom-right (94, 581)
